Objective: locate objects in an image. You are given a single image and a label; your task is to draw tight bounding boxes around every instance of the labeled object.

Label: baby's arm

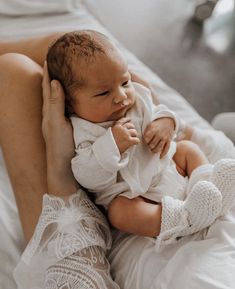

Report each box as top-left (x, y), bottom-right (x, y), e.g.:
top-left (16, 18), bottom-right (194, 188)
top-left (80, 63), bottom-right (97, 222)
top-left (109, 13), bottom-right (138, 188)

top-left (108, 195), bottom-right (162, 237)
top-left (72, 128), bottom-right (129, 191)
top-left (72, 117), bottom-right (140, 191)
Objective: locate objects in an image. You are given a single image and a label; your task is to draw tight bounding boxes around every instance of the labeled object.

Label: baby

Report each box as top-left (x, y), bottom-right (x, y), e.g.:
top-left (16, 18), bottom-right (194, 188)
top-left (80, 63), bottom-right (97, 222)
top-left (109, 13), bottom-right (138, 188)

top-left (47, 30), bottom-right (235, 248)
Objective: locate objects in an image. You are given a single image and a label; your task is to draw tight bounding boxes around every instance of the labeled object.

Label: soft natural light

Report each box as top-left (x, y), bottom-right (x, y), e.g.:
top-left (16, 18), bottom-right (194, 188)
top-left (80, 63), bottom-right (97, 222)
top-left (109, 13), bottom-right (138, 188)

top-left (206, 30), bottom-right (231, 52)
top-left (214, 0), bottom-right (235, 15)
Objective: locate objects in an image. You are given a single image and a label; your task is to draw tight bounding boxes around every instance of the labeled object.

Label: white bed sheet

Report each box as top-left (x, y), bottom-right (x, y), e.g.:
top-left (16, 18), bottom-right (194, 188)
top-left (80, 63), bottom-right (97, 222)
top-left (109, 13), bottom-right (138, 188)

top-left (1, 2), bottom-right (235, 289)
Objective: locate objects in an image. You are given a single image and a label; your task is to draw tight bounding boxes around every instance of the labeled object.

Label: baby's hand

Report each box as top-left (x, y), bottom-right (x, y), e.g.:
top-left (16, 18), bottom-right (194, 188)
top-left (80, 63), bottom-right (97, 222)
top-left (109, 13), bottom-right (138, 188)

top-left (112, 117), bottom-right (140, 154)
top-left (144, 117), bottom-right (175, 158)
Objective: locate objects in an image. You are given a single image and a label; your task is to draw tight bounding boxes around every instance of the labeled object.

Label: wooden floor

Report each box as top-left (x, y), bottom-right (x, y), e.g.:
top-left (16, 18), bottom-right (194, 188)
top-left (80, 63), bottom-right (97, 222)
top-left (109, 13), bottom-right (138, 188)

top-left (88, 0), bottom-right (235, 122)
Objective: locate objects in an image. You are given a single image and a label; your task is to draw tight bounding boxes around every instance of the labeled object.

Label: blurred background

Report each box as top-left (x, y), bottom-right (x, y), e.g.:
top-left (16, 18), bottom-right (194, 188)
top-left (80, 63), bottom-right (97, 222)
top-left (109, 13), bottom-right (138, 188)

top-left (86, 0), bottom-right (235, 122)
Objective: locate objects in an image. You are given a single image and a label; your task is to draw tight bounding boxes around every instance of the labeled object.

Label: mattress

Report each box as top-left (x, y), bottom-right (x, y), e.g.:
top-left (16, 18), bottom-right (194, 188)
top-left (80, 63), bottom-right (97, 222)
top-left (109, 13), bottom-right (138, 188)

top-left (1, 1), bottom-right (235, 289)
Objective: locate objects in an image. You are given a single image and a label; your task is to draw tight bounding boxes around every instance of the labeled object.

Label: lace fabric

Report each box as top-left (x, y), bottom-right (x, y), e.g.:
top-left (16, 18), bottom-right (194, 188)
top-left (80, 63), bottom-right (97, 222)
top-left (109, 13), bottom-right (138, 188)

top-left (14, 189), bottom-right (120, 289)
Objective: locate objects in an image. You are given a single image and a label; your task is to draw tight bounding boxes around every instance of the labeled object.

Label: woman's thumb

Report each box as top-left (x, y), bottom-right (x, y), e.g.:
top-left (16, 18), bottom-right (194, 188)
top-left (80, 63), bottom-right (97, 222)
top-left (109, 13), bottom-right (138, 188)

top-left (49, 80), bottom-right (65, 117)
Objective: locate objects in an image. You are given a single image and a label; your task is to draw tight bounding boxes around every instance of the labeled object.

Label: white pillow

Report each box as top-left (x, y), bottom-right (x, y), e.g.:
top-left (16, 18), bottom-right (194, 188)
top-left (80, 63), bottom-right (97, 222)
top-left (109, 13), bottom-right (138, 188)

top-left (0, 0), bottom-right (82, 16)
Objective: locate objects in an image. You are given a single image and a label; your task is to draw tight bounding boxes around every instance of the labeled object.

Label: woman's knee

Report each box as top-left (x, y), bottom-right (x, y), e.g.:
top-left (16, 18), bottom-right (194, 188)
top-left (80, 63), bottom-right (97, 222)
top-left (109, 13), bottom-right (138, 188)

top-left (0, 53), bottom-right (42, 86)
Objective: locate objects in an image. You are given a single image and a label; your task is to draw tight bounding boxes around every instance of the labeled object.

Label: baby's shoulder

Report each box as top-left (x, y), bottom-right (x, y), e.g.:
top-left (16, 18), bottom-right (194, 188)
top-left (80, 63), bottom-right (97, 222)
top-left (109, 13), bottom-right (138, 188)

top-left (70, 116), bottom-right (107, 146)
top-left (131, 82), bottom-right (154, 116)
top-left (132, 82), bottom-right (153, 107)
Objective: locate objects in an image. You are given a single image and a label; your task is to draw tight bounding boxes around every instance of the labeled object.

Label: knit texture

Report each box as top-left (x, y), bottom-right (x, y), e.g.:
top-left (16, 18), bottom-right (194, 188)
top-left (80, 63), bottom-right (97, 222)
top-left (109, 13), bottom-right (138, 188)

top-left (186, 164), bottom-right (213, 195)
top-left (211, 158), bottom-right (235, 215)
top-left (156, 181), bottom-right (222, 250)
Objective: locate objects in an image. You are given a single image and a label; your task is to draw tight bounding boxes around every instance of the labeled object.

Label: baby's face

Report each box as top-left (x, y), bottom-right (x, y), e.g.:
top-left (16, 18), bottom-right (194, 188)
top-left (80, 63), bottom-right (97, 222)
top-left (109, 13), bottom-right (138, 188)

top-left (70, 50), bottom-right (136, 123)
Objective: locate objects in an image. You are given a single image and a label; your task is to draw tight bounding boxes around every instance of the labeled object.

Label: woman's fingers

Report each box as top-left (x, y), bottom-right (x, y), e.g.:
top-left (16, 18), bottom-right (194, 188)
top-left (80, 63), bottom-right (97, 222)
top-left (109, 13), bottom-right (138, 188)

top-left (42, 61), bottom-right (51, 117)
top-left (42, 61), bottom-right (65, 121)
top-left (49, 80), bottom-right (66, 119)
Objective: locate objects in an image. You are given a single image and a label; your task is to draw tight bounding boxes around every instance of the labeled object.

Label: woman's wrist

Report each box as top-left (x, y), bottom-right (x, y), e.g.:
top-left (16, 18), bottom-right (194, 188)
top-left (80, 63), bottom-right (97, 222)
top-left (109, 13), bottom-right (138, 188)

top-left (46, 157), bottom-right (79, 196)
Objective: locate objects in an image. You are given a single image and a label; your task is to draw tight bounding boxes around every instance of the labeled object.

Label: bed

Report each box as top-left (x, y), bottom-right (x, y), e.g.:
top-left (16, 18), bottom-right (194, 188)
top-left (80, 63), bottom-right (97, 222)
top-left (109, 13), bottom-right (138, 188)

top-left (1, 1), bottom-right (235, 288)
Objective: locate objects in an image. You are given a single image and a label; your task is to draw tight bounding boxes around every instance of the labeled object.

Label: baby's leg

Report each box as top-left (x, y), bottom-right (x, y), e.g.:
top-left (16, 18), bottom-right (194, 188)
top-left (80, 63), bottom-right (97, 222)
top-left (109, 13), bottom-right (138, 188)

top-left (173, 140), bottom-right (209, 177)
top-left (108, 181), bottom-right (222, 243)
top-left (108, 196), bottom-right (162, 237)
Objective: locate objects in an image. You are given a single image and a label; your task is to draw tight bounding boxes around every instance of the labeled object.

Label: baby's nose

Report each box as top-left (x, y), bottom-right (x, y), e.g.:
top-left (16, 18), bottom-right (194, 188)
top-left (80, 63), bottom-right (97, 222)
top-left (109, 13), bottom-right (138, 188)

top-left (113, 88), bottom-right (127, 104)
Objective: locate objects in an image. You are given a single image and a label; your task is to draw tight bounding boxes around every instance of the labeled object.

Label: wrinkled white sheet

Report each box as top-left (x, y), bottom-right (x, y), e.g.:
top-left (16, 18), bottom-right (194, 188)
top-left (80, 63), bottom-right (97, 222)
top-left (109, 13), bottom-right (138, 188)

top-left (1, 2), bottom-right (235, 289)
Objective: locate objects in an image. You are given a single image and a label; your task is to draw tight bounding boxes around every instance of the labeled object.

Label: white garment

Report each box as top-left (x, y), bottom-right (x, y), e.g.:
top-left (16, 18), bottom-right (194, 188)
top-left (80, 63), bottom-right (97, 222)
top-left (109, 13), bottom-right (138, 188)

top-left (212, 112), bottom-right (235, 144)
top-left (14, 190), bottom-right (120, 289)
top-left (71, 82), bottom-right (186, 209)
top-left (109, 128), bottom-right (235, 289)
top-left (13, 127), bottom-right (235, 289)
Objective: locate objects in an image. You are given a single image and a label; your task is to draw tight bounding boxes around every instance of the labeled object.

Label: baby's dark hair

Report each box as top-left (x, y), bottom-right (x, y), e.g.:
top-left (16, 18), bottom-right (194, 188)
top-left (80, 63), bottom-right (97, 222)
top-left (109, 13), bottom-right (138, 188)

top-left (47, 30), bottom-right (111, 116)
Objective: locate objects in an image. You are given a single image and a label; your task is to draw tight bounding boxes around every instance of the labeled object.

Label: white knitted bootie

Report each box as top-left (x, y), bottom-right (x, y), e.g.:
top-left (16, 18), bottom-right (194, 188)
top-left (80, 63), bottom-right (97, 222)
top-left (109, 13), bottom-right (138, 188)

top-left (211, 158), bottom-right (235, 215)
top-left (156, 181), bottom-right (222, 250)
top-left (186, 164), bottom-right (213, 195)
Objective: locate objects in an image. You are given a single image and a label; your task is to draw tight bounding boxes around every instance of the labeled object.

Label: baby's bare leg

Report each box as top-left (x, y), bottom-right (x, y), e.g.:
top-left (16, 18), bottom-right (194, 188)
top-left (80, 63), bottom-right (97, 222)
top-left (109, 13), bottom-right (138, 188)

top-left (108, 196), bottom-right (162, 237)
top-left (173, 140), bottom-right (209, 177)
top-left (108, 181), bottom-right (222, 242)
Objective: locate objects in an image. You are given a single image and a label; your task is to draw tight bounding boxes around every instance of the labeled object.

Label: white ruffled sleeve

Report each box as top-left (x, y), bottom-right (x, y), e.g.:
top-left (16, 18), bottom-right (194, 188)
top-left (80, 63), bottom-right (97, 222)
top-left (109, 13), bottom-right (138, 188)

top-left (14, 189), bottom-right (120, 289)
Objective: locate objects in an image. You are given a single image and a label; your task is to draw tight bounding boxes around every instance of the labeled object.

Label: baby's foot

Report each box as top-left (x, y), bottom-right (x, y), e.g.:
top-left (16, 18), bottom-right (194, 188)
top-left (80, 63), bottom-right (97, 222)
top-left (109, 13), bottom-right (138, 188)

top-left (183, 181), bottom-right (222, 231)
top-left (211, 158), bottom-right (235, 215)
top-left (186, 164), bottom-right (213, 195)
top-left (156, 181), bottom-right (222, 250)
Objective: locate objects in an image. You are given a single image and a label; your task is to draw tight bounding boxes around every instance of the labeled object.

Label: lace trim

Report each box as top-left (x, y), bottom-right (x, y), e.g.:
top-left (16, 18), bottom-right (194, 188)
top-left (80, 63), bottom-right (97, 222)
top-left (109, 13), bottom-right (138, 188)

top-left (22, 189), bottom-right (112, 264)
top-left (45, 247), bottom-right (120, 289)
top-left (14, 189), bottom-right (120, 288)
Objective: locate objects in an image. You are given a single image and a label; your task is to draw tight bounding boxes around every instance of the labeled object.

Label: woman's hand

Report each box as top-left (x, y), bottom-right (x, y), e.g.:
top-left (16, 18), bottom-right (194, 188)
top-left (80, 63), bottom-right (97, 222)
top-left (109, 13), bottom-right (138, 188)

top-left (42, 62), bottom-right (79, 195)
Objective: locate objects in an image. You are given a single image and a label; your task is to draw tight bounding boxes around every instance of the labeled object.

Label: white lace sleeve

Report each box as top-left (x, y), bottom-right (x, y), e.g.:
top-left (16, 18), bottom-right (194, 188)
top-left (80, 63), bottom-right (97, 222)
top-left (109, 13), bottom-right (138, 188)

top-left (14, 189), bottom-right (120, 289)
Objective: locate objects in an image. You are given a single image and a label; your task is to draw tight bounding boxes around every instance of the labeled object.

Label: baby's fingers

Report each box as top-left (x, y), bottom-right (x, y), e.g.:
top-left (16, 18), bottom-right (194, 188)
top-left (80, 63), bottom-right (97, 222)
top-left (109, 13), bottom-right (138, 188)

top-left (116, 117), bottom-right (131, 126)
top-left (151, 140), bottom-right (166, 154)
top-left (160, 140), bottom-right (171, 158)
top-left (144, 129), bottom-right (155, 145)
top-left (123, 122), bottom-right (135, 129)
top-left (129, 128), bottom-right (138, 137)
top-left (130, 136), bottom-right (140, 145)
